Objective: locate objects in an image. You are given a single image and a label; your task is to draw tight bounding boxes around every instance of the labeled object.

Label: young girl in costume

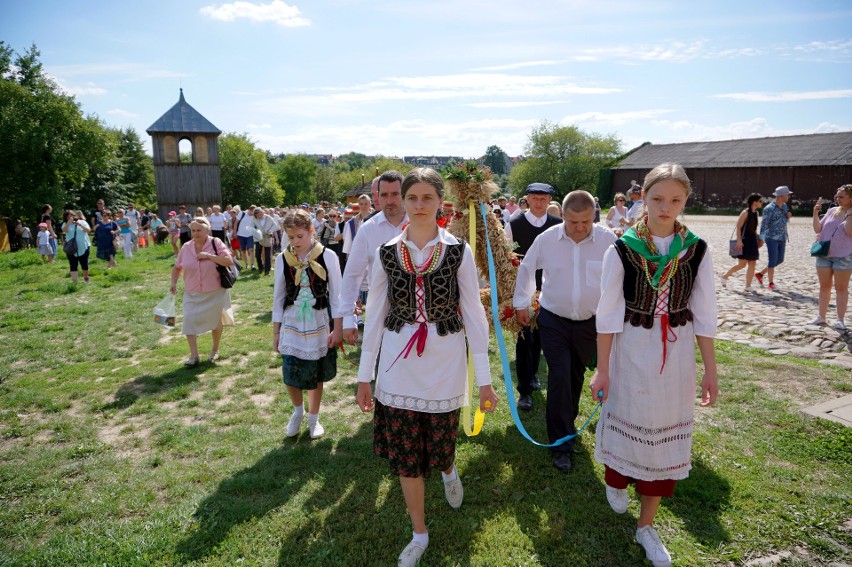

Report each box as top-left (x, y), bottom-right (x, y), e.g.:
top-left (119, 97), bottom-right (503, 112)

top-left (590, 163), bottom-right (718, 567)
top-left (355, 167), bottom-right (499, 567)
top-left (272, 210), bottom-right (343, 440)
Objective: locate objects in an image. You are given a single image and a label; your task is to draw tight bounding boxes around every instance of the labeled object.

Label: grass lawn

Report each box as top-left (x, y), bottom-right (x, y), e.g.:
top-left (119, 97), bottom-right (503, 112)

top-left (0, 245), bottom-right (850, 566)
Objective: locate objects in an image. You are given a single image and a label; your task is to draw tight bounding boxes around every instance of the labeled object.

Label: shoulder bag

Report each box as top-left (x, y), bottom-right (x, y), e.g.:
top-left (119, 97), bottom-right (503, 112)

top-left (63, 224), bottom-right (78, 256)
top-left (811, 214), bottom-right (843, 258)
top-left (211, 238), bottom-right (237, 288)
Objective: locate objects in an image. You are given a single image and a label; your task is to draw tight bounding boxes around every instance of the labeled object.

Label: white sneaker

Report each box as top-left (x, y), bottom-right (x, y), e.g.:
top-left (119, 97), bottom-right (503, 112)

top-left (605, 486), bottom-right (629, 514)
top-left (808, 316), bottom-right (827, 326)
top-left (635, 525), bottom-right (672, 567)
top-left (285, 411), bottom-right (304, 437)
top-left (309, 420), bottom-right (325, 439)
top-left (444, 476), bottom-right (463, 509)
top-left (833, 319), bottom-right (846, 331)
top-left (398, 540), bottom-right (427, 567)
top-left (744, 286), bottom-right (754, 293)
top-left (720, 276), bottom-right (728, 288)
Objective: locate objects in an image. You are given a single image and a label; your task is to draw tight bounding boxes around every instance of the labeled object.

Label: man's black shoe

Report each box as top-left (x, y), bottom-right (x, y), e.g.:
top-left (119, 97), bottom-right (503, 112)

top-left (552, 453), bottom-right (573, 473)
top-left (530, 377), bottom-right (542, 391)
top-left (517, 395), bottom-right (533, 411)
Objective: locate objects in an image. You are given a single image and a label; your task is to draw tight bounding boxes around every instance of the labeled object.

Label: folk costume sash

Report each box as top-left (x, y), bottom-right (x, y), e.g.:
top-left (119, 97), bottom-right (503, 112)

top-left (283, 243), bottom-right (328, 322)
top-left (621, 217), bottom-right (700, 373)
top-left (283, 243), bottom-right (327, 283)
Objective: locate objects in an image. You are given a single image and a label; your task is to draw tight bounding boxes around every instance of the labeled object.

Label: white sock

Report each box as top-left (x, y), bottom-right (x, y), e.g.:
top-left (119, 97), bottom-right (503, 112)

top-left (441, 466), bottom-right (458, 483)
top-left (307, 412), bottom-right (319, 426)
top-left (292, 406), bottom-right (304, 418)
top-left (412, 531), bottom-right (429, 547)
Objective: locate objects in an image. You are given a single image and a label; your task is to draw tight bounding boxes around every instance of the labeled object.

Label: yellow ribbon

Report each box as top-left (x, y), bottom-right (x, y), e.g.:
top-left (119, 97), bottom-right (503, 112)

top-left (463, 200), bottom-right (486, 436)
top-left (283, 243), bottom-right (327, 283)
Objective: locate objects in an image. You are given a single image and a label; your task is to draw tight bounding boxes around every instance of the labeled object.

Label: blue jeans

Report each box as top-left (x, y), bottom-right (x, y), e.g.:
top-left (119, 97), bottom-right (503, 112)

top-left (765, 238), bottom-right (786, 268)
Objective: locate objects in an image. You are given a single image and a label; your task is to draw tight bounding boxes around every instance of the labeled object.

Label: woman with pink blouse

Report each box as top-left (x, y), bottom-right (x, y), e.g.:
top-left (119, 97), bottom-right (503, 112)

top-left (170, 217), bottom-right (235, 366)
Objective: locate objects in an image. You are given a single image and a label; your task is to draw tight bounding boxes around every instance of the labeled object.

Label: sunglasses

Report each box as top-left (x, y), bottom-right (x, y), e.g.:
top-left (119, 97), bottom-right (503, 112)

top-left (616, 199), bottom-right (625, 202)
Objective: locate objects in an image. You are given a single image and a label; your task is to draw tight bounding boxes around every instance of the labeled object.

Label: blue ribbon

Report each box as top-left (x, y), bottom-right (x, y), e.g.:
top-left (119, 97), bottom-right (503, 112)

top-left (479, 203), bottom-right (602, 447)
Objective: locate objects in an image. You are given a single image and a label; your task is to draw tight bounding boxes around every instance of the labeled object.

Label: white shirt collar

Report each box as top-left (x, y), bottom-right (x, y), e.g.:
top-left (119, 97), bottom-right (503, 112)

top-left (556, 223), bottom-right (595, 243)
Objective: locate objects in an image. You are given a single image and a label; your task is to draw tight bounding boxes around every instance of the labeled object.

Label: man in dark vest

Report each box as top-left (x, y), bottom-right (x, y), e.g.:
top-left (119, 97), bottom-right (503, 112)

top-left (504, 182), bottom-right (562, 411)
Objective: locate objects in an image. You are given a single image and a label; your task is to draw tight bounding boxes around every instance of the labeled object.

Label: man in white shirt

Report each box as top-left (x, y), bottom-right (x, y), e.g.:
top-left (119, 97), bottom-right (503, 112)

top-left (505, 183), bottom-right (562, 411)
top-left (622, 185), bottom-right (644, 227)
top-left (125, 203), bottom-right (140, 252)
top-left (235, 204), bottom-right (257, 270)
top-left (342, 195), bottom-right (373, 256)
top-left (513, 190), bottom-right (617, 473)
top-left (342, 170), bottom-right (406, 344)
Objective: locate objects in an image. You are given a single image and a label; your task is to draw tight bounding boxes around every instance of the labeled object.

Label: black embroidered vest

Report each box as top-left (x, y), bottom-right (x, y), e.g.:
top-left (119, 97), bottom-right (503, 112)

top-left (614, 239), bottom-right (707, 329)
top-left (282, 247), bottom-right (330, 311)
top-left (509, 213), bottom-right (561, 290)
top-left (379, 240), bottom-right (465, 336)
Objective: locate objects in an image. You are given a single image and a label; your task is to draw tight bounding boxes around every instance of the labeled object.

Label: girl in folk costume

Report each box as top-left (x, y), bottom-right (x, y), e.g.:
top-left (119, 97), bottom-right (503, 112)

top-left (355, 168), bottom-right (499, 567)
top-left (590, 163), bottom-right (718, 567)
top-left (272, 210), bottom-right (343, 440)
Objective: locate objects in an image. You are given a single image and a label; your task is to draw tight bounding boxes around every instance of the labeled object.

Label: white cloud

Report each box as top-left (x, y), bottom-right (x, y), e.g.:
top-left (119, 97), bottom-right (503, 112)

top-left (107, 108), bottom-right (140, 118)
top-left (49, 63), bottom-right (189, 80)
top-left (249, 118), bottom-right (538, 156)
top-left (247, 122), bottom-right (272, 128)
top-left (713, 89), bottom-right (852, 102)
top-left (200, 0), bottom-right (309, 27)
top-left (470, 60), bottom-right (563, 72)
top-left (561, 110), bottom-right (674, 127)
top-left (250, 73), bottom-right (620, 117)
top-left (55, 79), bottom-right (107, 96)
top-left (646, 117), bottom-right (851, 144)
top-left (468, 100), bottom-right (572, 108)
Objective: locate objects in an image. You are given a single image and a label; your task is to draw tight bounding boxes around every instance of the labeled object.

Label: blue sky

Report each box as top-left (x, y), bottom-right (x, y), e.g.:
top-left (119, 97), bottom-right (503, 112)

top-left (4, 0), bottom-right (851, 158)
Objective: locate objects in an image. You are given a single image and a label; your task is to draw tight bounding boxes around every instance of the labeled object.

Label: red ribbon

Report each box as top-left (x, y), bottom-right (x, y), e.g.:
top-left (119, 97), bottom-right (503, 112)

top-left (386, 321), bottom-right (428, 371)
top-left (659, 313), bottom-right (678, 374)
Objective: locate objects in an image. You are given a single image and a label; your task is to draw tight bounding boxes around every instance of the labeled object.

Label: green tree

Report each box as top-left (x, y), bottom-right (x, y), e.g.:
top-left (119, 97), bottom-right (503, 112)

top-left (335, 152), bottom-right (369, 171)
top-left (276, 154), bottom-right (318, 206)
top-left (507, 121), bottom-right (621, 199)
top-left (482, 145), bottom-right (509, 174)
top-left (218, 133), bottom-right (282, 206)
top-left (0, 43), bottom-right (112, 220)
top-left (314, 165), bottom-right (336, 204)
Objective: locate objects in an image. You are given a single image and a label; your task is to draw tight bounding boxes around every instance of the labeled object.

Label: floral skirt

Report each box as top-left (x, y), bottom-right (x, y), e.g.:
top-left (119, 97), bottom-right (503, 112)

top-left (373, 401), bottom-right (459, 478)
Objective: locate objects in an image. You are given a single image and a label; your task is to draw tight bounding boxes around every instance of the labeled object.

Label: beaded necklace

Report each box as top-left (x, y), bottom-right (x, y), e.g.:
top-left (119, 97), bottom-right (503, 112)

top-left (634, 219), bottom-right (682, 291)
top-left (400, 241), bottom-right (443, 275)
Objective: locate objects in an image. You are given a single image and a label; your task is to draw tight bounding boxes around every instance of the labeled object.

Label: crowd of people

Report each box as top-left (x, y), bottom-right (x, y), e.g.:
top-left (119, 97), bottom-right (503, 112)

top-left (13, 168), bottom-right (850, 567)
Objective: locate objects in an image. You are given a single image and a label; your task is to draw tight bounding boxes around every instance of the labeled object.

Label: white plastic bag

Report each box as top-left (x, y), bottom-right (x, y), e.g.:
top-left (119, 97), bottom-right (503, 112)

top-left (153, 293), bottom-right (176, 328)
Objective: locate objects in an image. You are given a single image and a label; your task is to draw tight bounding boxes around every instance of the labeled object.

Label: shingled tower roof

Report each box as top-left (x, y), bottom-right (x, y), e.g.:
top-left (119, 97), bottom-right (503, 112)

top-left (146, 89), bottom-right (221, 134)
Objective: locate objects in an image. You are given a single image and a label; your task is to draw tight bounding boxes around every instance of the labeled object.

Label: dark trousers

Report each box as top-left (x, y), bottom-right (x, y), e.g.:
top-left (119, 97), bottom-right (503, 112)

top-left (537, 307), bottom-right (596, 453)
top-left (255, 243), bottom-right (272, 275)
top-left (179, 231), bottom-right (190, 246)
top-left (515, 325), bottom-right (541, 396)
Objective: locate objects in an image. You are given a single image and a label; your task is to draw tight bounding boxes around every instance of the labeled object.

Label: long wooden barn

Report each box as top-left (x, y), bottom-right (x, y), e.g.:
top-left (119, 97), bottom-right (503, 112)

top-left (610, 132), bottom-right (852, 209)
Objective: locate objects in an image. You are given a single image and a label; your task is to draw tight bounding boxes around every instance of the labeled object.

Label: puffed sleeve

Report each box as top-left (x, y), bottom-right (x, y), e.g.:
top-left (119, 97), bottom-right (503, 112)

top-left (356, 247), bottom-right (389, 383)
top-left (512, 234), bottom-right (540, 309)
top-left (271, 253), bottom-right (287, 324)
top-left (458, 243), bottom-right (492, 387)
top-left (595, 244), bottom-right (626, 334)
top-left (687, 245), bottom-right (717, 338)
top-left (324, 249), bottom-right (343, 319)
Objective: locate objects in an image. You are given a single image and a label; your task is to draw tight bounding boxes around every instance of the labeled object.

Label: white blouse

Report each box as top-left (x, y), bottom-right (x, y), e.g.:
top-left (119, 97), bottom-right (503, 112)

top-left (357, 227), bottom-right (492, 412)
top-left (596, 234), bottom-right (717, 338)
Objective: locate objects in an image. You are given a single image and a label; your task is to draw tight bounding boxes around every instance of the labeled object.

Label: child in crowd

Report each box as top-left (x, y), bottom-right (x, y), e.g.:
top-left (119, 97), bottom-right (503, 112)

top-left (355, 168), bottom-right (499, 567)
top-left (272, 209), bottom-right (343, 440)
top-left (591, 163), bottom-right (718, 567)
top-left (167, 211), bottom-right (180, 255)
top-left (21, 225), bottom-right (32, 248)
top-left (36, 223), bottom-right (52, 263)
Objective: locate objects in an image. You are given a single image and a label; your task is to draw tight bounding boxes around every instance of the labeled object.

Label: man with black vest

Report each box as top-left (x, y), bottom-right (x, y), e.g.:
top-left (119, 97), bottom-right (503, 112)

top-left (504, 182), bottom-right (562, 412)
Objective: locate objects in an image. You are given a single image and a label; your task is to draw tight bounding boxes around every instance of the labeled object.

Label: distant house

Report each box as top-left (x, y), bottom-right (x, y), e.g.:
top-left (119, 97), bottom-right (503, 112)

top-left (611, 132), bottom-right (852, 208)
top-left (310, 154), bottom-right (334, 166)
top-left (341, 183), bottom-right (371, 205)
top-left (403, 156), bottom-right (467, 167)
